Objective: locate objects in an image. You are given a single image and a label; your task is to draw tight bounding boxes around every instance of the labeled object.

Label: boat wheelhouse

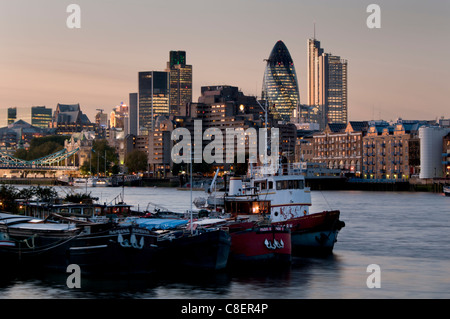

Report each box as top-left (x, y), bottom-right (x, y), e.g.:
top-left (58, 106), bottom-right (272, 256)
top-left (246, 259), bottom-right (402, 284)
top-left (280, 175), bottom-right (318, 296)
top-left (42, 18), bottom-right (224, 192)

top-left (228, 165), bottom-right (312, 223)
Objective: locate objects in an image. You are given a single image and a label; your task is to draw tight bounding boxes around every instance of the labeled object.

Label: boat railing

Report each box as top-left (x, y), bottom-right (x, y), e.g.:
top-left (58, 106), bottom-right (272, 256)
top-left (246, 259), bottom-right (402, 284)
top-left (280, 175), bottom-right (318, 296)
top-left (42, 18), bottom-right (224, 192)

top-left (248, 162), bottom-right (307, 178)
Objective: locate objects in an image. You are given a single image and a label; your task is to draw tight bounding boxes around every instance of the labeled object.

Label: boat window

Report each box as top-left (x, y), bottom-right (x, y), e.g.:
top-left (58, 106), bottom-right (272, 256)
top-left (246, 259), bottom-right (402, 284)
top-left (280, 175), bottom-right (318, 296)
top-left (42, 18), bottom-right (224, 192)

top-left (268, 181), bottom-right (273, 189)
top-left (299, 180), bottom-right (304, 189)
top-left (255, 181), bottom-right (267, 190)
top-left (276, 180), bottom-right (304, 190)
top-left (72, 208), bottom-right (82, 215)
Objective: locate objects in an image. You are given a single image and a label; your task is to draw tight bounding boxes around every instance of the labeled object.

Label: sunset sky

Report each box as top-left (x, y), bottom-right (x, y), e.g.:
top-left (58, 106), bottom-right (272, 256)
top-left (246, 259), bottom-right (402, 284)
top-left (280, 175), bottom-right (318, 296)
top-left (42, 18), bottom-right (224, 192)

top-left (0, 0), bottom-right (449, 122)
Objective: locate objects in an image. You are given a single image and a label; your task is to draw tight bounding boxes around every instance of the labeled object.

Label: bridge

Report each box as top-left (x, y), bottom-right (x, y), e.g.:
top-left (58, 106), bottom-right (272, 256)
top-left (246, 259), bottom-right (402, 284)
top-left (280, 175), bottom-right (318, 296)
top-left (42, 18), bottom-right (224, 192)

top-left (0, 148), bottom-right (80, 170)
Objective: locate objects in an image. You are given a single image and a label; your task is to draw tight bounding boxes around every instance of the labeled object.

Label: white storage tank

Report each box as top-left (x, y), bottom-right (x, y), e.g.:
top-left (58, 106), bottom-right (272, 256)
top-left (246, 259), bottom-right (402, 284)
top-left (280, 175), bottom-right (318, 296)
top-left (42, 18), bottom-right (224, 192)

top-left (419, 126), bottom-right (450, 179)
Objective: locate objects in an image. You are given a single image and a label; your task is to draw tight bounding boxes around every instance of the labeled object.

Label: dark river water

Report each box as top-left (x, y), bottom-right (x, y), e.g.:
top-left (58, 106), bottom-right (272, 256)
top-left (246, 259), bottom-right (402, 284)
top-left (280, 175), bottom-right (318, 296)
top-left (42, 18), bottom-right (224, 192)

top-left (1, 186), bottom-right (449, 299)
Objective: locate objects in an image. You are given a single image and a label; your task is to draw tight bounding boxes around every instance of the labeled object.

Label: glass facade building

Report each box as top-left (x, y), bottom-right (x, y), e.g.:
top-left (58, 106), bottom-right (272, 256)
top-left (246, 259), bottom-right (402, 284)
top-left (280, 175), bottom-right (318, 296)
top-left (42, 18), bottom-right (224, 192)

top-left (138, 71), bottom-right (170, 134)
top-left (6, 106), bottom-right (52, 128)
top-left (307, 38), bottom-right (348, 127)
top-left (262, 41), bottom-right (300, 122)
top-left (166, 51), bottom-right (192, 116)
top-left (31, 106), bottom-right (53, 128)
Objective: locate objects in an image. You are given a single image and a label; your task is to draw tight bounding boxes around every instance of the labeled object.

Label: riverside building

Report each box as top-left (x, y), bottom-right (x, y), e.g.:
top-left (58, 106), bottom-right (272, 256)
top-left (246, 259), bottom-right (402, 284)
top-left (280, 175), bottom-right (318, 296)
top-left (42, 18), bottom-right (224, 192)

top-left (363, 120), bottom-right (424, 180)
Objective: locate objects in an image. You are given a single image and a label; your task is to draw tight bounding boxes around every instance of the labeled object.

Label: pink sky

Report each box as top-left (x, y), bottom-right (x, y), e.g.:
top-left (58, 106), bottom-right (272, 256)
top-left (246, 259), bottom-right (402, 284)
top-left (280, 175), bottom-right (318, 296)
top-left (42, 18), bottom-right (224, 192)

top-left (0, 0), bottom-right (448, 122)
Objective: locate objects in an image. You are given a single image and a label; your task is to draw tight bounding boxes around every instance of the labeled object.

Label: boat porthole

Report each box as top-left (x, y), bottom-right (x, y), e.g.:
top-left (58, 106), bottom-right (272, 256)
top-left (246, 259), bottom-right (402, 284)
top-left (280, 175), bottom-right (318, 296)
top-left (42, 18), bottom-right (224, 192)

top-left (274, 212), bottom-right (278, 216)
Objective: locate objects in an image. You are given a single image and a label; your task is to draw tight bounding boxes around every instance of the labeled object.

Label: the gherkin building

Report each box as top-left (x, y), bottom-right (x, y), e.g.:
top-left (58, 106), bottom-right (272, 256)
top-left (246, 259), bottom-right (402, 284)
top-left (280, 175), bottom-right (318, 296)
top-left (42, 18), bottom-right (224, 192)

top-left (262, 40), bottom-right (300, 122)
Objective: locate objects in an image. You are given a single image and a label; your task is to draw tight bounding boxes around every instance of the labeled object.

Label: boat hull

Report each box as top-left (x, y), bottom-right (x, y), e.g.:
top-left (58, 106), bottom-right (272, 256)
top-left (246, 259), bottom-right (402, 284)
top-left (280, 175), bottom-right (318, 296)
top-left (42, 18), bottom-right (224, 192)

top-left (273, 210), bottom-right (345, 256)
top-left (0, 221), bottom-right (231, 275)
top-left (158, 229), bottom-right (231, 271)
top-left (444, 187), bottom-right (450, 197)
top-left (229, 225), bottom-right (291, 265)
top-left (290, 229), bottom-right (340, 255)
top-left (64, 226), bottom-right (162, 275)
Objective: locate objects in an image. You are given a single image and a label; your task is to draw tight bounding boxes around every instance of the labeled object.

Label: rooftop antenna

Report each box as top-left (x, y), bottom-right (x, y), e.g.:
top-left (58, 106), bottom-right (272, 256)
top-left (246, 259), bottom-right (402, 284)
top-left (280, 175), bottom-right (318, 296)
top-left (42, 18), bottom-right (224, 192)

top-left (313, 22), bottom-right (316, 40)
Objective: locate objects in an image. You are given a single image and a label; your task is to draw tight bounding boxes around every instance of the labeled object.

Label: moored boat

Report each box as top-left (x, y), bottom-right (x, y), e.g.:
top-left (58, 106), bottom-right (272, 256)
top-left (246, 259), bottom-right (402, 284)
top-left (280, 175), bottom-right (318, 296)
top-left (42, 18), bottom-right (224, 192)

top-left (223, 198), bottom-right (291, 265)
top-left (186, 198), bottom-right (291, 265)
top-left (94, 177), bottom-right (112, 187)
top-left (121, 217), bottom-right (231, 271)
top-left (0, 212), bottom-right (231, 275)
top-left (272, 210), bottom-right (344, 255)
top-left (205, 163), bottom-right (345, 256)
top-left (444, 185), bottom-right (450, 197)
top-left (72, 177), bottom-right (97, 187)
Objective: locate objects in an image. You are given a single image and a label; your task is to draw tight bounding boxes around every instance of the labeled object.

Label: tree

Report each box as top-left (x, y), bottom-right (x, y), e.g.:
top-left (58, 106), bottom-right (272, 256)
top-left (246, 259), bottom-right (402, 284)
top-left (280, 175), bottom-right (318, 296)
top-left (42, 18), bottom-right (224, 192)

top-left (14, 135), bottom-right (69, 161)
top-left (80, 139), bottom-right (119, 176)
top-left (125, 150), bottom-right (148, 173)
top-left (0, 185), bottom-right (19, 213)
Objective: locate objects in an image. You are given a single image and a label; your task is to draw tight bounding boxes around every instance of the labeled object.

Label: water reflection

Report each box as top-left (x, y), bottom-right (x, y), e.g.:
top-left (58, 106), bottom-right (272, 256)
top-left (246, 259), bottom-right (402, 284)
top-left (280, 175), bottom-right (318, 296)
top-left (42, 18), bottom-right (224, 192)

top-left (2, 187), bottom-right (450, 298)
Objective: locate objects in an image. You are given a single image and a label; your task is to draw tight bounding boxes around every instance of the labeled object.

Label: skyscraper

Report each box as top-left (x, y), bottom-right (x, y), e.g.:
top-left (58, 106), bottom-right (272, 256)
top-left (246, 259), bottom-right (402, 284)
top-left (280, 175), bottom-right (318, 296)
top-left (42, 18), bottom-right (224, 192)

top-left (262, 41), bottom-right (300, 122)
top-left (138, 71), bottom-right (170, 134)
top-left (307, 38), bottom-right (348, 127)
top-left (128, 92), bottom-right (138, 136)
top-left (166, 51), bottom-right (192, 116)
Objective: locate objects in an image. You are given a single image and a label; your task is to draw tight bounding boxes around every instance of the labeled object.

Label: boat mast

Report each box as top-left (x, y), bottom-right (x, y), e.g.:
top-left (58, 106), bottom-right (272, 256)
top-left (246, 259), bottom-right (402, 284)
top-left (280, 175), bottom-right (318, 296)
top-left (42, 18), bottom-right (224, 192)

top-left (190, 145), bottom-right (193, 235)
top-left (256, 98), bottom-right (269, 168)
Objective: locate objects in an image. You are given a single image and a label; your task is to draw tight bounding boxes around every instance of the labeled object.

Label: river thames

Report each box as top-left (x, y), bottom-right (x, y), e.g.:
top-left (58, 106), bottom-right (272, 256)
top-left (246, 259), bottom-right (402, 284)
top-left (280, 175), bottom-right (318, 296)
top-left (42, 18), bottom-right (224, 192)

top-left (0, 185), bottom-right (449, 299)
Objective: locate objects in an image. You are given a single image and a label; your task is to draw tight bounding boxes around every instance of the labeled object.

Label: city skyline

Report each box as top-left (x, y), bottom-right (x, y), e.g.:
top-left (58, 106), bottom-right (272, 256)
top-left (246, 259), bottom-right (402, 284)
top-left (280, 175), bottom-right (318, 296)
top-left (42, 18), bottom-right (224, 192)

top-left (0, 0), bottom-right (448, 123)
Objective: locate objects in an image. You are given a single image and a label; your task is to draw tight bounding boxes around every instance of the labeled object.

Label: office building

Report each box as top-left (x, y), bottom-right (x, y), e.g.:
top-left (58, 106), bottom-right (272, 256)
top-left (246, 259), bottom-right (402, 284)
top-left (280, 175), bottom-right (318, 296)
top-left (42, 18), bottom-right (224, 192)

top-left (262, 41), bottom-right (300, 122)
top-left (138, 71), bottom-right (170, 134)
top-left (128, 93), bottom-right (138, 136)
top-left (0, 108), bottom-right (15, 127)
top-left (166, 51), bottom-right (192, 116)
top-left (148, 116), bottom-right (174, 177)
top-left (307, 38), bottom-right (348, 127)
top-left (6, 106), bottom-right (53, 129)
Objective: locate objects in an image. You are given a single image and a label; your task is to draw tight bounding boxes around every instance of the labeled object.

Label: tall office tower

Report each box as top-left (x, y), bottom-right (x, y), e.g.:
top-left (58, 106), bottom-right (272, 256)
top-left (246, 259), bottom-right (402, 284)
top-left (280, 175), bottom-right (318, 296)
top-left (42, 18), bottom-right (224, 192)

top-left (166, 51), bottom-right (192, 116)
top-left (262, 41), bottom-right (300, 123)
top-left (0, 108), bottom-right (12, 127)
top-left (128, 93), bottom-right (138, 136)
top-left (138, 71), bottom-right (170, 134)
top-left (30, 106), bottom-right (53, 128)
top-left (307, 38), bottom-right (348, 127)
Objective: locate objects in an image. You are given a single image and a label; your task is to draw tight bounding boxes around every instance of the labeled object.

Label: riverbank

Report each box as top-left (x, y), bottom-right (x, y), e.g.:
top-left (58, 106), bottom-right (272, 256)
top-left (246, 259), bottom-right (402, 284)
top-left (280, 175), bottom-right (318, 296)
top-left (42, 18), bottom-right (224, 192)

top-left (0, 177), bottom-right (448, 193)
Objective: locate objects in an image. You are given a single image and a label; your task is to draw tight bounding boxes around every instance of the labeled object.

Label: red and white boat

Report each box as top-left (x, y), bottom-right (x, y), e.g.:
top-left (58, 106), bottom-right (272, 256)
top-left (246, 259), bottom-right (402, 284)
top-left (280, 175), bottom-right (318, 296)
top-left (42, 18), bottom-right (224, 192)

top-left (188, 198), bottom-right (291, 265)
top-left (224, 198), bottom-right (291, 265)
top-left (224, 163), bottom-right (345, 255)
